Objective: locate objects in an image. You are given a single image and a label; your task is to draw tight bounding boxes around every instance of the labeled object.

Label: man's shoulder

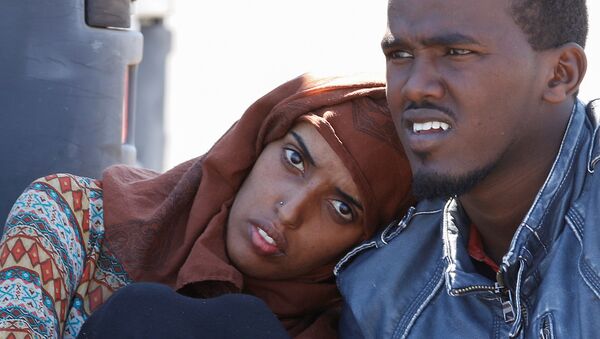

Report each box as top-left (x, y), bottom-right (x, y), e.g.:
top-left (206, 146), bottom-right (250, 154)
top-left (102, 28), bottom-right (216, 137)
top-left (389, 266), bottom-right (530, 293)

top-left (561, 125), bottom-right (600, 299)
top-left (336, 199), bottom-right (447, 296)
top-left (336, 199), bottom-right (448, 338)
top-left (337, 199), bottom-right (445, 277)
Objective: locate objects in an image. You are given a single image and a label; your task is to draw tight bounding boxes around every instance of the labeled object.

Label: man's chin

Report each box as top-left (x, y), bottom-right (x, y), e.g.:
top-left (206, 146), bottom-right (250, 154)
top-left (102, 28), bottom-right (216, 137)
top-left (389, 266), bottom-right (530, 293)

top-left (412, 165), bottom-right (494, 200)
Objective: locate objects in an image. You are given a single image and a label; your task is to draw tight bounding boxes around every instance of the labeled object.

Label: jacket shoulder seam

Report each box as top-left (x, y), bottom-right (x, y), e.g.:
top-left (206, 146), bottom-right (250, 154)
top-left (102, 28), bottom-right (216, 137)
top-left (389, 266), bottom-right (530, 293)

top-left (566, 212), bottom-right (600, 299)
top-left (392, 259), bottom-right (446, 339)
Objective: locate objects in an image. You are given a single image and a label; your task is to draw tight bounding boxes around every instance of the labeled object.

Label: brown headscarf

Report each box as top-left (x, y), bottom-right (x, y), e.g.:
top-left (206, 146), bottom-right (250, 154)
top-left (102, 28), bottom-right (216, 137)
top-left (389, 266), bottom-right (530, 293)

top-left (101, 73), bottom-right (413, 337)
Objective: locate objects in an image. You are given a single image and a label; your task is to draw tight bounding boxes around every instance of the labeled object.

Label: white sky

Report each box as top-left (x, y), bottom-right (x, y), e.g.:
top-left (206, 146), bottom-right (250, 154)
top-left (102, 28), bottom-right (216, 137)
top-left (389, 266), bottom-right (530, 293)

top-left (162, 1), bottom-right (600, 169)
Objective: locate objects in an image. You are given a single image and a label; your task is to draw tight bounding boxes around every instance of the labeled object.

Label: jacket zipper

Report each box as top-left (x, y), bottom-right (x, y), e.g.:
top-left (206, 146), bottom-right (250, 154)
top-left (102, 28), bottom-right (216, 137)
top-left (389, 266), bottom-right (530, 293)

top-left (451, 273), bottom-right (517, 324)
top-left (496, 271), bottom-right (517, 323)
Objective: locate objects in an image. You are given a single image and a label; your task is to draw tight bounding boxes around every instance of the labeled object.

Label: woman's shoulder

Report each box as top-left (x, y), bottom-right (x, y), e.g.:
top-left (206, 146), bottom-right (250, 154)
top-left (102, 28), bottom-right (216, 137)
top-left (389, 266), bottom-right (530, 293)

top-left (31, 173), bottom-right (103, 193)
top-left (19, 173), bottom-right (103, 205)
top-left (6, 173), bottom-right (104, 232)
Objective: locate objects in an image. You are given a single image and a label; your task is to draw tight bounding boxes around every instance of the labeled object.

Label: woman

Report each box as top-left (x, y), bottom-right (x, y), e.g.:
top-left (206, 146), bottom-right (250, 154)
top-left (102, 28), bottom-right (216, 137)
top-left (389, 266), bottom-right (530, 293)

top-left (0, 73), bottom-right (413, 338)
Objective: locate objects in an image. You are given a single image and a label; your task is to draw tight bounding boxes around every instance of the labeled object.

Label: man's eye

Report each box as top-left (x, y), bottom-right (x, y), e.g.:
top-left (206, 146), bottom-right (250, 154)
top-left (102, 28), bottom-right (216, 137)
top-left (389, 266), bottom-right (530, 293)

top-left (331, 200), bottom-right (354, 222)
top-left (389, 50), bottom-right (414, 59)
top-left (284, 148), bottom-right (304, 172)
top-left (447, 48), bottom-right (473, 56)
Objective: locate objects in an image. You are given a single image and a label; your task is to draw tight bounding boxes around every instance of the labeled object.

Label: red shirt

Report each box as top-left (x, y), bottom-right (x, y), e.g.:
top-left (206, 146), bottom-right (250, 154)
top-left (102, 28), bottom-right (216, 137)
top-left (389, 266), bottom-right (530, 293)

top-left (467, 225), bottom-right (500, 272)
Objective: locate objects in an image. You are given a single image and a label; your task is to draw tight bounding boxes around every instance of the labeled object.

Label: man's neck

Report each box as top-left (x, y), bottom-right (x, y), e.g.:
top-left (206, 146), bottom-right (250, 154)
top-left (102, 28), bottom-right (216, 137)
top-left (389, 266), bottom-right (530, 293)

top-left (458, 102), bottom-right (575, 264)
top-left (459, 171), bottom-right (544, 264)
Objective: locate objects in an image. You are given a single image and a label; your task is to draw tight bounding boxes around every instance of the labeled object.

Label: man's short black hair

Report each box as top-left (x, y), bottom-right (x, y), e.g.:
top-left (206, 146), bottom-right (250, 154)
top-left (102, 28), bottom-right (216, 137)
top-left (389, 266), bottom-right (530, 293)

top-left (510, 0), bottom-right (588, 50)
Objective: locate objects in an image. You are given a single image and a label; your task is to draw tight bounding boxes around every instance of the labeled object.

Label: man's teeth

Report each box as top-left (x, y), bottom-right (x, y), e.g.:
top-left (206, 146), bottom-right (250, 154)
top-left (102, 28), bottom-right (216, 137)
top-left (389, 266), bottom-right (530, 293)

top-left (413, 121), bottom-right (450, 133)
top-left (258, 228), bottom-right (276, 245)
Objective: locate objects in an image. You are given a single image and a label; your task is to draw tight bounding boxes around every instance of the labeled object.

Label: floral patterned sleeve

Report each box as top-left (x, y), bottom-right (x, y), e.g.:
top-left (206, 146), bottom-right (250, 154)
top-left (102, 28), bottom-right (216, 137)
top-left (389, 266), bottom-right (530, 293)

top-left (0, 174), bottom-right (131, 339)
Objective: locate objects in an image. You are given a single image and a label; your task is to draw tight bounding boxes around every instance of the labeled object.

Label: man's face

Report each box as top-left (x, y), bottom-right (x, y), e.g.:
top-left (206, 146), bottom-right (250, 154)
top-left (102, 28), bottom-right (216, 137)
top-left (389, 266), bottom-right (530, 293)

top-left (384, 0), bottom-right (549, 199)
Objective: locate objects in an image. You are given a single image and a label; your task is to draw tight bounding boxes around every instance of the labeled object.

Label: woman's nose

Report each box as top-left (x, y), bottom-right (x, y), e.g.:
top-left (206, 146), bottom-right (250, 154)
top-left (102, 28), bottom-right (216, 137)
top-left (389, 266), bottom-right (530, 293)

top-left (275, 191), bottom-right (311, 229)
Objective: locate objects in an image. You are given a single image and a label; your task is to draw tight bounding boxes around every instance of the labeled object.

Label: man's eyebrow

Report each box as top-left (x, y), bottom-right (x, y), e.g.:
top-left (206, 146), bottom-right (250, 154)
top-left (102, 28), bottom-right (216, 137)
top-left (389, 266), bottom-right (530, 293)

top-left (422, 33), bottom-right (481, 47)
top-left (381, 34), bottom-right (404, 50)
top-left (381, 32), bottom-right (481, 50)
top-left (381, 33), bottom-right (406, 50)
top-left (336, 187), bottom-right (364, 212)
top-left (291, 131), bottom-right (316, 166)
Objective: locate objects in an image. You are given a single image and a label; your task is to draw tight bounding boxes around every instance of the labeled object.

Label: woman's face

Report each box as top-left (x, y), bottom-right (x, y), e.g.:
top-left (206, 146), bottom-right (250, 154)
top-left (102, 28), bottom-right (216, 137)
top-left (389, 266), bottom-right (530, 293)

top-left (226, 122), bottom-right (365, 280)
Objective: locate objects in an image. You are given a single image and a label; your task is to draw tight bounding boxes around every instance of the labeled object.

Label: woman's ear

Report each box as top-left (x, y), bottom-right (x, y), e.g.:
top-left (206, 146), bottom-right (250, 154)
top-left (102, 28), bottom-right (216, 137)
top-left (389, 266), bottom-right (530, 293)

top-left (542, 42), bottom-right (587, 104)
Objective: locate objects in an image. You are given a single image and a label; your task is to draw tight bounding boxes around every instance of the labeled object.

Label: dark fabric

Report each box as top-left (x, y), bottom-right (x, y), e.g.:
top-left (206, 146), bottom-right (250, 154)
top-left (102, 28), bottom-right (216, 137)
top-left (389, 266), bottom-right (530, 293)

top-left (77, 283), bottom-right (290, 339)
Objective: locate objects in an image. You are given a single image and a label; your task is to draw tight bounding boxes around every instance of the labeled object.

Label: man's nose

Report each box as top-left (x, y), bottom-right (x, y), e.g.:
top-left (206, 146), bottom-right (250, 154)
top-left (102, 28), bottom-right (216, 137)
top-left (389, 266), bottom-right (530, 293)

top-left (401, 58), bottom-right (445, 103)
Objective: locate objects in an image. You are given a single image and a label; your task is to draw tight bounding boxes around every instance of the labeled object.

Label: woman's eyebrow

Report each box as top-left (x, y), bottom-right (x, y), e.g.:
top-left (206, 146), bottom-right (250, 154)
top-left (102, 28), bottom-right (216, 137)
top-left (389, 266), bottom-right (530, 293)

top-left (336, 188), bottom-right (364, 211)
top-left (290, 131), bottom-right (316, 166)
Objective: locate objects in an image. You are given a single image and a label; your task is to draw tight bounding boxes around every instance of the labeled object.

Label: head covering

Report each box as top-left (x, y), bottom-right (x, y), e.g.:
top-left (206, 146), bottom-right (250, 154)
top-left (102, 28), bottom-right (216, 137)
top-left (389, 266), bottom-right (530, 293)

top-left (101, 73), bottom-right (413, 337)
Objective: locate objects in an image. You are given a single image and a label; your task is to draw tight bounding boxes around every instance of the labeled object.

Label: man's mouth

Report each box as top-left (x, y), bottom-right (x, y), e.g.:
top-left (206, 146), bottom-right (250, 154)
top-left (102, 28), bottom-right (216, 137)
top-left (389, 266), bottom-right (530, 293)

top-left (401, 105), bottom-right (455, 135)
top-left (401, 111), bottom-right (455, 154)
top-left (412, 120), bottom-right (451, 133)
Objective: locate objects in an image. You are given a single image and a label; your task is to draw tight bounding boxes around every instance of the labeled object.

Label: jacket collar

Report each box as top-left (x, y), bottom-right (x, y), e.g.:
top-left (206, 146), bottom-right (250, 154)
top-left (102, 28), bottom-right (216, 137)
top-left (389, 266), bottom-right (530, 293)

top-left (444, 100), bottom-right (596, 292)
top-left (503, 102), bottom-right (588, 275)
top-left (586, 100), bottom-right (600, 173)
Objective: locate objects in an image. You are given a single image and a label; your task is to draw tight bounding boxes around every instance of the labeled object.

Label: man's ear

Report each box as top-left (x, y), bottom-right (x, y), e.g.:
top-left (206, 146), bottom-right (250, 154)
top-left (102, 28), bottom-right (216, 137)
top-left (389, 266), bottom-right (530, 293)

top-left (542, 42), bottom-right (587, 104)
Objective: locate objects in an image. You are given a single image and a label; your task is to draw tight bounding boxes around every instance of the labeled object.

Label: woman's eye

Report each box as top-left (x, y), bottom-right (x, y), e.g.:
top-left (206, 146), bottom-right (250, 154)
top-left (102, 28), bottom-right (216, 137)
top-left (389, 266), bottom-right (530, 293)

top-left (284, 148), bottom-right (304, 172)
top-left (447, 48), bottom-right (473, 56)
top-left (331, 200), bottom-right (354, 222)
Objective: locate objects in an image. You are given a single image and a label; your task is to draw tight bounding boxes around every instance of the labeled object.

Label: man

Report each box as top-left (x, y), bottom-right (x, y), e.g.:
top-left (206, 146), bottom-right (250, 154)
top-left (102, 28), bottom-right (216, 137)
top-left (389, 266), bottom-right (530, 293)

top-left (335, 0), bottom-right (599, 337)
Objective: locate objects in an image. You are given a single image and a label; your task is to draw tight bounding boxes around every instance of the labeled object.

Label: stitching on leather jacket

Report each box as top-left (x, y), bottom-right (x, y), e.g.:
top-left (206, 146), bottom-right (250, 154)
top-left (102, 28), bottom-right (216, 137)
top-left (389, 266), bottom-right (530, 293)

top-left (566, 212), bottom-right (600, 299)
top-left (392, 260), bottom-right (446, 339)
top-left (523, 224), bottom-right (549, 255)
top-left (334, 206), bottom-right (443, 275)
top-left (538, 312), bottom-right (555, 339)
top-left (333, 240), bottom-right (377, 276)
top-left (586, 99), bottom-right (600, 173)
top-left (579, 260), bottom-right (600, 298)
top-left (381, 206), bottom-right (442, 244)
top-left (381, 211), bottom-right (411, 245)
top-left (334, 206), bottom-right (443, 276)
top-left (588, 125), bottom-right (600, 173)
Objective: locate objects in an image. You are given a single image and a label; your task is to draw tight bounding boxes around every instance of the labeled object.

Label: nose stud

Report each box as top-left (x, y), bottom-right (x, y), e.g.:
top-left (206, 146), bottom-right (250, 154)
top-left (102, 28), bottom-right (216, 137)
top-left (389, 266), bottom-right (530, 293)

top-left (278, 201), bottom-right (285, 207)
